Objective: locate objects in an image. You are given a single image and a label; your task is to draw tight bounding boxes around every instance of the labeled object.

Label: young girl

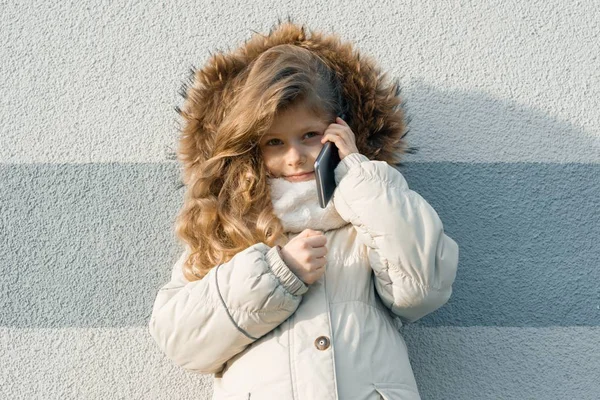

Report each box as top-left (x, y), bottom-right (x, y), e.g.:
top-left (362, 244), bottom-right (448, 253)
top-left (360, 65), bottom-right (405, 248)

top-left (149, 20), bottom-right (458, 400)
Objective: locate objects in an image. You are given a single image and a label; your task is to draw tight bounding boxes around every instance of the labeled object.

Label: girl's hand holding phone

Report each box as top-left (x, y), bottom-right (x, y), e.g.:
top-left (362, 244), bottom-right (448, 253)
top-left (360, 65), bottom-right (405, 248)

top-left (279, 229), bottom-right (328, 285)
top-left (320, 116), bottom-right (359, 160)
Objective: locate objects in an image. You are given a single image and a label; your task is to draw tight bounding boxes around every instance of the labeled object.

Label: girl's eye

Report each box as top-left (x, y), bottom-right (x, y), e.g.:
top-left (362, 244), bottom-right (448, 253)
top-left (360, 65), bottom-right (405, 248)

top-left (264, 133), bottom-right (320, 146)
top-left (266, 138), bottom-right (283, 146)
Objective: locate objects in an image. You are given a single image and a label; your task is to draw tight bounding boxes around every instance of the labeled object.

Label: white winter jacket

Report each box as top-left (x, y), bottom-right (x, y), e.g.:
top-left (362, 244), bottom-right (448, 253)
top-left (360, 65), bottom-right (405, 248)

top-left (149, 153), bottom-right (459, 399)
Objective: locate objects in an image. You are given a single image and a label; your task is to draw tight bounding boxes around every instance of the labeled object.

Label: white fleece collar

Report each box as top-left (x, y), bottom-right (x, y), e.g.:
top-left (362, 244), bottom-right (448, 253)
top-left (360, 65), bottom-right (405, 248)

top-left (268, 177), bottom-right (348, 234)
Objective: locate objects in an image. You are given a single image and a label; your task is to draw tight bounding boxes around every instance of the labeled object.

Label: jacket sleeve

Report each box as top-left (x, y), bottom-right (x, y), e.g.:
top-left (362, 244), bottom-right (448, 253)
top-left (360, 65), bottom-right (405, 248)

top-left (333, 153), bottom-right (459, 323)
top-left (148, 243), bottom-right (308, 374)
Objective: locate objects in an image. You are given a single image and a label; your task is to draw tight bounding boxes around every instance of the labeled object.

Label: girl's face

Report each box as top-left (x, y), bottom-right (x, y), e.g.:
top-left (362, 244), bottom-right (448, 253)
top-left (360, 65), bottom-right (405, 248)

top-left (260, 102), bottom-right (330, 182)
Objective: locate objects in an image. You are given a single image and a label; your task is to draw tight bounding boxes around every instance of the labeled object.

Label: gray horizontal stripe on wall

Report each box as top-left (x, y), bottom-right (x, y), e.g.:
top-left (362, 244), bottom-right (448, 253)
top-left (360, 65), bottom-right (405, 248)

top-left (1, 162), bottom-right (598, 328)
top-left (403, 326), bottom-right (600, 399)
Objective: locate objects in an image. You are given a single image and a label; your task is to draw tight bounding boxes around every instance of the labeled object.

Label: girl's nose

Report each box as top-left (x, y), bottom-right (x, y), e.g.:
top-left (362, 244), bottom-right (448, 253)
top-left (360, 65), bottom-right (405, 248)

top-left (286, 145), bottom-right (306, 166)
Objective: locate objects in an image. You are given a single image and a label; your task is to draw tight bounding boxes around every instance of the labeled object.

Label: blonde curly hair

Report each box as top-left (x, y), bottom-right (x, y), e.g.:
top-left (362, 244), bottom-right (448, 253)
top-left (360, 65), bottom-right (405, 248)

top-left (175, 44), bottom-right (345, 281)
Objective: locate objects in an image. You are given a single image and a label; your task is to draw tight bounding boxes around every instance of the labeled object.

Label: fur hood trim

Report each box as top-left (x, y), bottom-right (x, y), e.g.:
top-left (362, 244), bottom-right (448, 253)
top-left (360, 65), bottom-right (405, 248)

top-left (176, 19), bottom-right (413, 183)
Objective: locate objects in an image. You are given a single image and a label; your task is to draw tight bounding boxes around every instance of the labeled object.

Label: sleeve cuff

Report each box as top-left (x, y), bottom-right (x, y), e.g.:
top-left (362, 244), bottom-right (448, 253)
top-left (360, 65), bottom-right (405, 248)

top-left (334, 153), bottom-right (370, 184)
top-left (266, 246), bottom-right (308, 296)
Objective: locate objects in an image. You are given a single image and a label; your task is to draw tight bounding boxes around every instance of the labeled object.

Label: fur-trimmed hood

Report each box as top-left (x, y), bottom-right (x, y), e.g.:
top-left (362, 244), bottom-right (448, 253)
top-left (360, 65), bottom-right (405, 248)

top-left (176, 19), bottom-right (413, 184)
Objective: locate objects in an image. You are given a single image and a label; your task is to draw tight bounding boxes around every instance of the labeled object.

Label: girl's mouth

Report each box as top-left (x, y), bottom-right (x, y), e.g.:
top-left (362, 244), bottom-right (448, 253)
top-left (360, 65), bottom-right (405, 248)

top-left (284, 171), bottom-right (315, 182)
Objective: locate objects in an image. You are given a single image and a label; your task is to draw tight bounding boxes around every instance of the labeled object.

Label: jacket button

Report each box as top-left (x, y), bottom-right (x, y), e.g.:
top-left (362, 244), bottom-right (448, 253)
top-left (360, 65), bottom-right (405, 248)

top-left (314, 336), bottom-right (330, 350)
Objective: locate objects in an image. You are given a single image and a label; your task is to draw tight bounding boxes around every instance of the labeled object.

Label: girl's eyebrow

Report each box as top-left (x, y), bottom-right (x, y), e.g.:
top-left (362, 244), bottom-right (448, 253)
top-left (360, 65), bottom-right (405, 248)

top-left (264, 125), bottom-right (324, 137)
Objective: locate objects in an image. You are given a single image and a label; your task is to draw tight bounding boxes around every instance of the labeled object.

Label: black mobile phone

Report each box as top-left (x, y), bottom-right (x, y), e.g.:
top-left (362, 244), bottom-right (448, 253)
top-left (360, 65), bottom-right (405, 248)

top-left (314, 114), bottom-right (345, 208)
top-left (314, 141), bottom-right (340, 208)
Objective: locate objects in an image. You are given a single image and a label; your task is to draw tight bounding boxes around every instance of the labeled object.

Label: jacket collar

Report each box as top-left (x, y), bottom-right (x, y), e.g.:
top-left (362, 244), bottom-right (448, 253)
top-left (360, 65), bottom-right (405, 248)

top-left (269, 177), bottom-right (348, 234)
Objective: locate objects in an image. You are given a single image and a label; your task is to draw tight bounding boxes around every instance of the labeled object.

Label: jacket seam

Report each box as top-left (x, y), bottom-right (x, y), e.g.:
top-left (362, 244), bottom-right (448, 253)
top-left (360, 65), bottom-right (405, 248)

top-left (350, 164), bottom-right (404, 190)
top-left (337, 173), bottom-right (448, 293)
top-left (215, 265), bottom-right (259, 341)
top-left (383, 259), bottom-right (450, 291)
top-left (158, 285), bottom-right (185, 292)
top-left (264, 256), bottom-right (306, 298)
top-left (329, 299), bottom-right (387, 310)
top-left (288, 318), bottom-right (298, 400)
top-left (212, 269), bottom-right (297, 315)
top-left (215, 294), bottom-right (295, 314)
top-left (323, 269), bottom-right (340, 399)
top-left (335, 191), bottom-right (376, 247)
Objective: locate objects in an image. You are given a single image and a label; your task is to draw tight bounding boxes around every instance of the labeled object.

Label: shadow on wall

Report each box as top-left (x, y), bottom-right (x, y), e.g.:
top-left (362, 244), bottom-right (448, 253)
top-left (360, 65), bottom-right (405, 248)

top-left (391, 81), bottom-right (600, 329)
top-left (3, 80), bottom-right (598, 329)
top-left (393, 80), bottom-right (600, 399)
top-left (400, 79), bottom-right (599, 163)
top-left (1, 81), bottom-right (598, 397)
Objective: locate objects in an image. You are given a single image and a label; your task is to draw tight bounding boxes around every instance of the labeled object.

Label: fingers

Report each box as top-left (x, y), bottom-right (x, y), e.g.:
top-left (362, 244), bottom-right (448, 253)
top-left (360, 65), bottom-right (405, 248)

top-left (301, 229), bottom-right (323, 237)
top-left (305, 234), bottom-right (327, 248)
top-left (283, 229), bottom-right (329, 285)
top-left (320, 130), bottom-right (348, 146)
top-left (298, 229), bottom-right (327, 247)
top-left (308, 258), bottom-right (327, 278)
top-left (335, 116), bottom-right (349, 126)
top-left (309, 262), bottom-right (325, 281)
top-left (320, 119), bottom-right (359, 160)
top-left (322, 118), bottom-right (351, 137)
top-left (312, 245), bottom-right (328, 258)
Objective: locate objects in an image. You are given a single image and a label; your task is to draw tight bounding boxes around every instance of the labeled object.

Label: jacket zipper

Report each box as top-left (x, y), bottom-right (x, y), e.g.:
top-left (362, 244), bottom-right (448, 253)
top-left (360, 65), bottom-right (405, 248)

top-left (323, 252), bottom-right (339, 400)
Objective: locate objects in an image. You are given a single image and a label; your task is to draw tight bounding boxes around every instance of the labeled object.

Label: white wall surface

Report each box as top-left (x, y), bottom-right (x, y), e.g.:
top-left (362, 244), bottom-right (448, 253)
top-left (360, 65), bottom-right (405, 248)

top-left (2, 1), bottom-right (599, 399)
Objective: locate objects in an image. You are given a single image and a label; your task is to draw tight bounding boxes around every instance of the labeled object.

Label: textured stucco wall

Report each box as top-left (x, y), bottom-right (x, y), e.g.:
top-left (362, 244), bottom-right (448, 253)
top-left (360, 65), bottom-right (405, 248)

top-left (1, 1), bottom-right (599, 399)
